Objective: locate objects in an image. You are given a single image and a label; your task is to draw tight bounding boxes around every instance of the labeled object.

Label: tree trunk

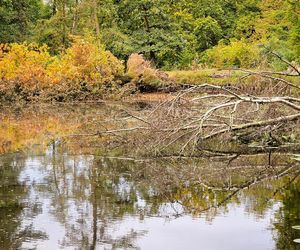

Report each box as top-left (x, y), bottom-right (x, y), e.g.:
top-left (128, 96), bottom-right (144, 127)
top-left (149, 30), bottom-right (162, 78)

top-left (92, 0), bottom-right (100, 36)
top-left (142, 5), bottom-right (156, 62)
top-left (62, 0), bottom-right (67, 48)
top-left (52, 0), bottom-right (57, 16)
top-left (72, 0), bottom-right (79, 34)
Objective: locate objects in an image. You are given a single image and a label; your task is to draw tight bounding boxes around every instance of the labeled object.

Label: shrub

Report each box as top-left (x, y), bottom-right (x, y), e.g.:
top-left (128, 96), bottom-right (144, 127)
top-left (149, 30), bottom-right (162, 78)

top-left (203, 40), bottom-right (261, 68)
top-left (0, 37), bottom-right (124, 98)
top-left (0, 43), bottom-right (52, 90)
top-left (127, 53), bottom-right (162, 85)
top-left (48, 37), bottom-right (124, 86)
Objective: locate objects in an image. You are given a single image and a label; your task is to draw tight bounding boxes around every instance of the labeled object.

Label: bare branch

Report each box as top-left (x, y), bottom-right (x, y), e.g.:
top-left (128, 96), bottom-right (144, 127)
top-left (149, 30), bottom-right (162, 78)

top-left (259, 71), bottom-right (299, 77)
top-left (236, 69), bottom-right (300, 91)
top-left (202, 113), bottom-right (300, 140)
top-left (266, 49), bottom-right (300, 75)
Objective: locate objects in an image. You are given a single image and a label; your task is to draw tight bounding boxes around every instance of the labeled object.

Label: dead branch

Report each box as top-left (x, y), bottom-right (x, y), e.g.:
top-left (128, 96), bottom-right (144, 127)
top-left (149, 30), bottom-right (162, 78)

top-left (63, 63), bottom-right (300, 157)
top-left (202, 113), bottom-right (300, 140)
top-left (144, 79), bottom-right (300, 154)
top-left (259, 71), bottom-right (299, 77)
top-left (235, 69), bottom-right (300, 91)
top-left (65, 127), bottom-right (148, 137)
top-left (266, 49), bottom-right (300, 75)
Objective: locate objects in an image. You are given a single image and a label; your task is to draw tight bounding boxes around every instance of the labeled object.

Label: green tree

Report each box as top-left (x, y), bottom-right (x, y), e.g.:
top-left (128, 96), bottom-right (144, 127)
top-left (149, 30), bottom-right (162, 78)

top-left (115, 0), bottom-right (183, 67)
top-left (0, 0), bottom-right (45, 43)
top-left (193, 16), bottom-right (222, 51)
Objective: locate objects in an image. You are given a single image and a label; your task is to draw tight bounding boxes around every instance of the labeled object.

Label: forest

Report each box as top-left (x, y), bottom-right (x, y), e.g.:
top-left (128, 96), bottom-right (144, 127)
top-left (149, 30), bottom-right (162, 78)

top-left (1, 0), bottom-right (299, 66)
top-left (0, 0), bottom-right (299, 101)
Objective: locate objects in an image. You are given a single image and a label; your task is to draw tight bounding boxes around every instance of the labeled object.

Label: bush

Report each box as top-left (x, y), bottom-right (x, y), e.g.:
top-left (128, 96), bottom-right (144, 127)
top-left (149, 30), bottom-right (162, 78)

top-left (0, 37), bottom-right (124, 99)
top-left (48, 37), bottom-right (124, 86)
top-left (0, 43), bottom-right (52, 90)
top-left (127, 54), bottom-right (162, 84)
top-left (203, 40), bottom-right (261, 68)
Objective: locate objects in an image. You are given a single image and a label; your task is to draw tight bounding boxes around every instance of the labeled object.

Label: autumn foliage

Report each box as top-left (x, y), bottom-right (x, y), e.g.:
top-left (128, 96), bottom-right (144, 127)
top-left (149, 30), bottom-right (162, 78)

top-left (0, 37), bottom-right (124, 100)
top-left (127, 54), bottom-right (159, 82)
top-left (126, 53), bottom-right (169, 90)
top-left (0, 43), bottom-right (51, 89)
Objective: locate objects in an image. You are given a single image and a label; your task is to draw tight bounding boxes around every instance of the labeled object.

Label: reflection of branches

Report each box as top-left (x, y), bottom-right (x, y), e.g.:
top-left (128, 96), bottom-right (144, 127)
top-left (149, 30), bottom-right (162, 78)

top-left (125, 150), bottom-right (300, 220)
top-left (271, 171), bottom-right (300, 198)
top-left (17, 224), bottom-right (49, 242)
top-left (98, 229), bottom-right (147, 250)
top-left (202, 164), bottom-right (297, 192)
top-left (173, 164), bottom-right (299, 216)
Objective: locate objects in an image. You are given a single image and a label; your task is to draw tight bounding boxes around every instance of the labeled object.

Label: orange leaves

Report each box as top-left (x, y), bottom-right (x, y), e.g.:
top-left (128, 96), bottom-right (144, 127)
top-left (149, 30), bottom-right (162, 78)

top-left (0, 37), bottom-right (124, 92)
top-left (127, 53), bottom-right (159, 83)
top-left (0, 43), bottom-right (52, 89)
top-left (48, 37), bottom-right (124, 87)
top-left (0, 113), bottom-right (78, 154)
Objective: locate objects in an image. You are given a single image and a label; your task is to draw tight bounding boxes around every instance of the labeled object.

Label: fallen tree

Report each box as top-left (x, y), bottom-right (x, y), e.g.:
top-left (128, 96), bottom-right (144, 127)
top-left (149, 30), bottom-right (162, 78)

top-left (63, 55), bottom-right (300, 156)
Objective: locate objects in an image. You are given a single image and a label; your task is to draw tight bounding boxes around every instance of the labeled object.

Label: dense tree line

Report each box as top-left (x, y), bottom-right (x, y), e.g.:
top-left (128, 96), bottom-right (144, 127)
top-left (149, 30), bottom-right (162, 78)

top-left (0, 0), bottom-right (299, 68)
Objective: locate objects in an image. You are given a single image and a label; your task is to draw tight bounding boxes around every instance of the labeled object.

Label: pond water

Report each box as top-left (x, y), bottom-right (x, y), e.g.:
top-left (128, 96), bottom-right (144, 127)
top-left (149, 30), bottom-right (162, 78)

top-left (0, 104), bottom-right (299, 250)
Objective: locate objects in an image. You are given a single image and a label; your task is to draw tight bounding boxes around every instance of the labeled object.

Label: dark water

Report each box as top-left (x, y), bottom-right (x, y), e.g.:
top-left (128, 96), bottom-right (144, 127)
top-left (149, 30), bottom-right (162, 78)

top-left (0, 104), bottom-right (299, 250)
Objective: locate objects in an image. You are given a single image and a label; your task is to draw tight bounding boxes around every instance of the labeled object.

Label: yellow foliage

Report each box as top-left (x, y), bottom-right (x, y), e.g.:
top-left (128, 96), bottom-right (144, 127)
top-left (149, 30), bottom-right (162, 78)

top-left (0, 43), bottom-right (51, 89)
top-left (49, 37), bottom-right (124, 86)
top-left (0, 37), bottom-right (124, 92)
top-left (0, 110), bottom-right (81, 154)
top-left (204, 40), bottom-right (261, 68)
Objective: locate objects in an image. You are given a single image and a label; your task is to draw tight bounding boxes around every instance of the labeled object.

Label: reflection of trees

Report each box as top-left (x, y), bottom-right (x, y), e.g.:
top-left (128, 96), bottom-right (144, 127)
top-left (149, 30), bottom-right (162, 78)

top-left (273, 178), bottom-right (300, 250)
top-left (128, 152), bottom-right (299, 218)
top-left (38, 145), bottom-right (300, 249)
top-left (0, 154), bottom-right (26, 249)
top-left (0, 153), bottom-right (50, 249)
top-left (41, 144), bottom-right (147, 249)
top-left (0, 154), bottom-right (39, 249)
top-left (2, 138), bottom-right (298, 249)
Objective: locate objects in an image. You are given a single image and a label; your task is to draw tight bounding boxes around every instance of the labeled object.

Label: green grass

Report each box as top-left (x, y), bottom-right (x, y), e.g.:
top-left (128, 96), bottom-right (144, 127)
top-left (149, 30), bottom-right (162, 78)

top-left (166, 69), bottom-right (300, 91)
top-left (167, 69), bottom-right (244, 85)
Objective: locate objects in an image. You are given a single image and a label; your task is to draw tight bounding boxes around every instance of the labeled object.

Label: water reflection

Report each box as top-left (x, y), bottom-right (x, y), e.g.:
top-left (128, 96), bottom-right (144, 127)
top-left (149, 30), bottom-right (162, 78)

top-left (0, 145), bottom-right (299, 249)
top-left (0, 104), bottom-right (299, 249)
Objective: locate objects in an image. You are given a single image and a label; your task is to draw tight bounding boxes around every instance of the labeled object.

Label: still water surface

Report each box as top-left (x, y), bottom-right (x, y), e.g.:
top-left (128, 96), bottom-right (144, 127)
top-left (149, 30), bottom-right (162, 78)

top-left (0, 104), bottom-right (299, 250)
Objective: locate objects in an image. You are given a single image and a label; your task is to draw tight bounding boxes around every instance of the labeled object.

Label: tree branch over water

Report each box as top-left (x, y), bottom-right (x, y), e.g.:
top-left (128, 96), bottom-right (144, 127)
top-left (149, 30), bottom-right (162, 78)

top-left (62, 67), bottom-right (300, 157)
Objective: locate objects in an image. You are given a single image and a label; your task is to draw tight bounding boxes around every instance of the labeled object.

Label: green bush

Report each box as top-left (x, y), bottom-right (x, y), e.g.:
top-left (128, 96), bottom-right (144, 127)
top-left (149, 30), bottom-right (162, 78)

top-left (202, 40), bottom-right (261, 68)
